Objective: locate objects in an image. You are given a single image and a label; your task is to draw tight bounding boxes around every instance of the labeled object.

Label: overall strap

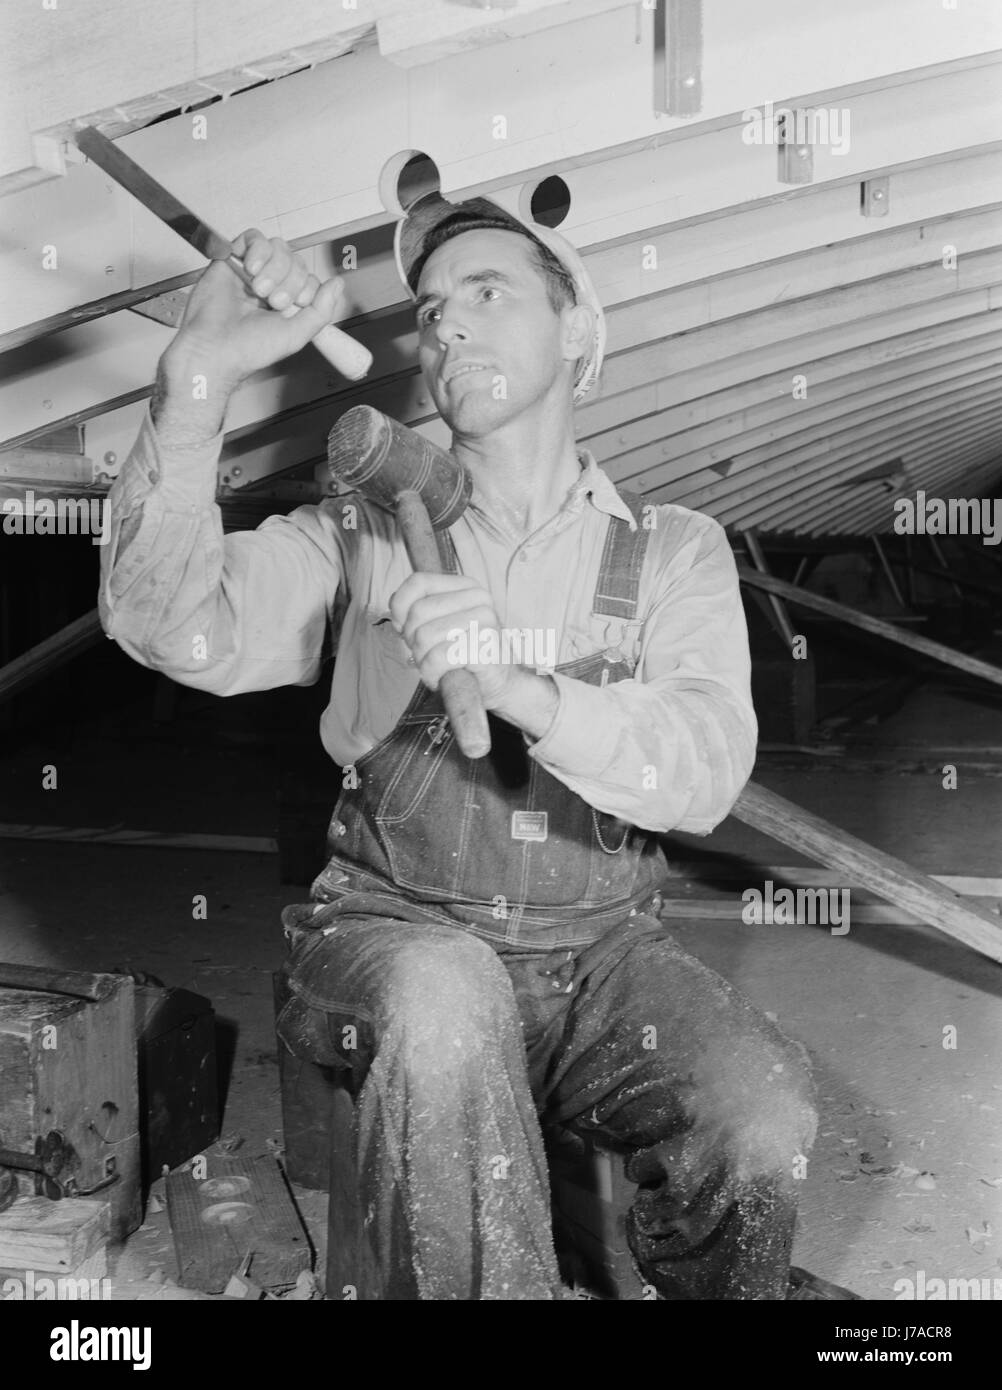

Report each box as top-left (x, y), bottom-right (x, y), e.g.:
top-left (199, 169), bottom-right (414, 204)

top-left (591, 488), bottom-right (651, 620)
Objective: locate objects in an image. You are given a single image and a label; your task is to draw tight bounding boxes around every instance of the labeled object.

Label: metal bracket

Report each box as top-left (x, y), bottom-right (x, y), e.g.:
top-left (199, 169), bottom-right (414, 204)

top-left (0, 1130), bottom-right (75, 1202)
top-left (0, 450), bottom-right (97, 487)
top-left (128, 288), bottom-right (192, 329)
top-left (777, 108), bottom-right (814, 185)
top-left (0, 1130), bottom-right (119, 1205)
top-left (861, 176), bottom-right (890, 218)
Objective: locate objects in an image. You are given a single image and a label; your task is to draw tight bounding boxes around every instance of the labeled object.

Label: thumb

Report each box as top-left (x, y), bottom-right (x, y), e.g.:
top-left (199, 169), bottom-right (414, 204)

top-left (278, 276), bottom-right (346, 347)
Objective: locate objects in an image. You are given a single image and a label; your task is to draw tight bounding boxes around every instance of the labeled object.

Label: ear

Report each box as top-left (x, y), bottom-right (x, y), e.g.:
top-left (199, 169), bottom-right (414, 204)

top-left (560, 302), bottom-right (594, 366)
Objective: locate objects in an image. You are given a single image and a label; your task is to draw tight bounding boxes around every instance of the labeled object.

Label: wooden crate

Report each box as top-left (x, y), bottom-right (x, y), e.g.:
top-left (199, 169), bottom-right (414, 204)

top-left (0, 974), bottom-right (141, 1242)
top-left (0, 1196), bottom-right (108, 1282)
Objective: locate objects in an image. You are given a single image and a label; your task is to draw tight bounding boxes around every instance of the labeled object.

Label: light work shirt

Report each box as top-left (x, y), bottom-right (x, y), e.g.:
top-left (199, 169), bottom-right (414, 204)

top-left (99, 409), bottom-right (757, 835)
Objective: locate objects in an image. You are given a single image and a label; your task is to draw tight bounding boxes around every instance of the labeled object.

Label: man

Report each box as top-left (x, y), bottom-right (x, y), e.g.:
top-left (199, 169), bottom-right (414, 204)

top-left (100, 192), bottom-right (857, 1301)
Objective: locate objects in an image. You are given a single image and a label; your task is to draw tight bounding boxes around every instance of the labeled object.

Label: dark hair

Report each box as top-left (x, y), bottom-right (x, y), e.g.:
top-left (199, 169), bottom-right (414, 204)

top-left (409, 212), bottom-right (577, 315)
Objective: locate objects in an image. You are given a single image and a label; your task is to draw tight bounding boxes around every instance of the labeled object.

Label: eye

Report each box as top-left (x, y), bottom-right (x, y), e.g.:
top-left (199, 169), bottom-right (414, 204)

top-left (478, 285), bottom-right (501, 302)
top-left (419, 305), bottom-right (441, 327)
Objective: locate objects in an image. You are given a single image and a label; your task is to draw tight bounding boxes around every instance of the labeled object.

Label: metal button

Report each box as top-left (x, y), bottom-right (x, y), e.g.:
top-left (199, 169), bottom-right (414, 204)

top-left (331, 820), bottom-right (347, 837)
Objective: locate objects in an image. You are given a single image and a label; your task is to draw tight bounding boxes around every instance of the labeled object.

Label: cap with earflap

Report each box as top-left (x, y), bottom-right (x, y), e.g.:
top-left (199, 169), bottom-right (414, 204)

top-left (394, 192), bottom-right (605, 401)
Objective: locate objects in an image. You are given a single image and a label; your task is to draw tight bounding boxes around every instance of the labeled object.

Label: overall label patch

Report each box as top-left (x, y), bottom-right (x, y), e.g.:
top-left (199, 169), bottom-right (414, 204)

top-left (510, 810), bottom-right (548, 842)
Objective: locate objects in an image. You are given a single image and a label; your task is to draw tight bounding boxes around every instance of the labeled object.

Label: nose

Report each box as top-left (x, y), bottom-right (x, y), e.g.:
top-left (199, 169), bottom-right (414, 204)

top-left (433, 302), bottom-right (470, 348)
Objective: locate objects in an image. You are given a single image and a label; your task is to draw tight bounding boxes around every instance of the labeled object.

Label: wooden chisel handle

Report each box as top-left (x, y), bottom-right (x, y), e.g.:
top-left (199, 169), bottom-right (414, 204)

top-left (395, 489), bottom-right (492, 759)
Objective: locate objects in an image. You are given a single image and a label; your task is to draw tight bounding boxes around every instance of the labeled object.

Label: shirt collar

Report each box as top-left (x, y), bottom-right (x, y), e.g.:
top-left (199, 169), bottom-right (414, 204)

top-left (569, 449), bottom-right (639, 531)
top-left (465, 447), bottom-right (639, 539)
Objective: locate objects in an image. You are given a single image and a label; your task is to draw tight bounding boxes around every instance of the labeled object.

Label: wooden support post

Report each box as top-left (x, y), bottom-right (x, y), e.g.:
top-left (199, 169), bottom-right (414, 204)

top-left (740, 531), bottom-right (797, 649)
top-left (738, 568), bottom-right (1002, 689)
top-left (871, 535), bottom-right (909, 611)
top-left (928, 536), bottom-right (965, 600)
top-left (731, 782), bottom-right (1002, 964)
top-left (0, 610), bottom-right (105, 705)
top-left (903, 535), bottom-right (918, 607)
top-left (904, 561), bottom-right (1002, 602)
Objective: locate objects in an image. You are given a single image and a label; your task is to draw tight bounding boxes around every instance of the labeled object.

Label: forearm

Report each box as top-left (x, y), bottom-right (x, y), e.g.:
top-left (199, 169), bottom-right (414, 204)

top-left (99, 234), bottom-right (347, 692)
top-left (99, 393), bottom-right (229, 684)
top-left (99, 391), bottom-right (343, 695)
top-left (106, 341), bottom-right (233, 578)
top-left (525, 672), bottom-right (757, 833)
top-left (513, 514), bottom-right (759, 833)
top-left (150, 341), bottom-right (237, 451)
top-left (487, 666), bottom-right (561, 741)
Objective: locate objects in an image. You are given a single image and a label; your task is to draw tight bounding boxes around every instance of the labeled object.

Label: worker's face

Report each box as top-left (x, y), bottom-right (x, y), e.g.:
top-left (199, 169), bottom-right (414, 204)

top-left (414, 230), bottom-right (577, 435)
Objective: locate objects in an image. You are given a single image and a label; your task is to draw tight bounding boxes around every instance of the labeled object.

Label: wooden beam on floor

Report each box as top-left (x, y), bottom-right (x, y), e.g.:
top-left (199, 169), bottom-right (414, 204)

top-left (658, 898), bottom-right (977, 927)
top-left (0, 610), bottom-right (104, 705)
top-left (730, 782), bottom-right (1002, 965)
top-left (901, 560), bottom-right (1002, 602)
top-left (661, 863), bottom-right (1002, 898)
top-left (737, 568), bottom-right (1002, 689)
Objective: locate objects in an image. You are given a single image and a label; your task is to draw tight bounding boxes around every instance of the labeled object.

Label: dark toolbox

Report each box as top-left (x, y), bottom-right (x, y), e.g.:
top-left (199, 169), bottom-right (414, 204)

top-left (134, 984), bottom-right (219, 1192)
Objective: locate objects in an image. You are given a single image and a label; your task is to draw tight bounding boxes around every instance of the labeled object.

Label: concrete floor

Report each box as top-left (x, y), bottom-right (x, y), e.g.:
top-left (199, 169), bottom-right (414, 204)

top-left (1, 634), bottom-right (1000, 1300)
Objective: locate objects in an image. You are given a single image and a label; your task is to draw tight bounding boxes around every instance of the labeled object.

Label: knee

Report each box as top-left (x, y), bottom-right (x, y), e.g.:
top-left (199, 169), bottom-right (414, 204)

top-left (726, 1028), bottom-right (818, 1180)
top-left (689, 1022), bottom-right (818, 1185)
top-left (377, 929), bottom-right (517, 1072)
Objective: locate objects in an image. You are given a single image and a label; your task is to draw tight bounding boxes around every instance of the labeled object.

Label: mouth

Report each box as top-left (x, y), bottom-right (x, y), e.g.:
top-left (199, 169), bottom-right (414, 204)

top-left (443, 362), bottom-right (492, 384)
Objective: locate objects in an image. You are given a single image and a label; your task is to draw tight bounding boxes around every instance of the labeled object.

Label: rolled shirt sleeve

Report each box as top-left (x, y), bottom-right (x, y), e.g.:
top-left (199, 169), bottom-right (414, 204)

top-left (525, 509), bottom-right (757, 835)
top-left (99, 408), bottom-right (344, 694)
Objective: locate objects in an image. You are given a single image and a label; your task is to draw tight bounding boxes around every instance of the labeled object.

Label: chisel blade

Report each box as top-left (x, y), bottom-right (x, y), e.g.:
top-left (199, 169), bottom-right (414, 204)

top-left (75, 126), bottom-right (234, 262)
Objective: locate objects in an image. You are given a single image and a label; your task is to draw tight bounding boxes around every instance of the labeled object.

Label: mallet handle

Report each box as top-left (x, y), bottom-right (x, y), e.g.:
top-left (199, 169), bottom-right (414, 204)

top-left (395, 490), bottom-right (492, 759)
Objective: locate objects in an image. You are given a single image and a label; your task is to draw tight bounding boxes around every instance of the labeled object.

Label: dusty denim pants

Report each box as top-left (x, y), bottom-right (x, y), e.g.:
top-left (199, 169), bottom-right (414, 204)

top-left (278, 902), bottom-right (819, 1301)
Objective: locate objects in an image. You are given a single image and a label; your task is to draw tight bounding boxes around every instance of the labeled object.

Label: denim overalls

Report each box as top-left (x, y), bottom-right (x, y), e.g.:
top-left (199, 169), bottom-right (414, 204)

top-left (301, 488), bottom-right (668, 951)
top-left (277, 489), bottom-right (817, 1300)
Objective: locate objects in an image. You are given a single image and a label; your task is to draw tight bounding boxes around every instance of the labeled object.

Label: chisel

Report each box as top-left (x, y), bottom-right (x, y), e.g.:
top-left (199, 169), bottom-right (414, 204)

top-left (74, 125), bottom-right (372, 381)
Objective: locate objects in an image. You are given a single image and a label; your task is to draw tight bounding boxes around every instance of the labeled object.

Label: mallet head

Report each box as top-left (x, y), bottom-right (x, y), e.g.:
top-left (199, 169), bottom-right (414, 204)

top-left (327, 405), bottom-right (471, 530)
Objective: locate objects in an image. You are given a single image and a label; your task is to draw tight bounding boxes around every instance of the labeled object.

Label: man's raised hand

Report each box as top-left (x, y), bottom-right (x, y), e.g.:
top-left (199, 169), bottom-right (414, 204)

top-left (171, 229), bottom-right (347, 392)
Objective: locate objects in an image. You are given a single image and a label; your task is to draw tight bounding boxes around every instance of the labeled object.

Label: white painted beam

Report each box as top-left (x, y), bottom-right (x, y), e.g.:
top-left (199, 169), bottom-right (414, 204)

top-left (710, 393), bottom-right (1002, 521)
top-left (739, 410), bottom-right (1002, 532)
top-left (0, 1), bottom-right (377, 192)
top-left (610, 354), bottom-right (1002, 504)
top-left (2, 37), bottom-right (999, 335)
top-left (372, 0), bottom-right (626, 68)
top-left (584, 332), bottom-right (1002, 474)
top-left (817, 440), bottom-right (1002, 536)
top-left (812, 433), bottom-right (1002, 535)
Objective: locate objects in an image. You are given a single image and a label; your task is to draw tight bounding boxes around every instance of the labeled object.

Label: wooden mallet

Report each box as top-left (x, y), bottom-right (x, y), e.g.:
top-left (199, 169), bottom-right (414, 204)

top-left (327, 405), bottom-right (491, 758)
